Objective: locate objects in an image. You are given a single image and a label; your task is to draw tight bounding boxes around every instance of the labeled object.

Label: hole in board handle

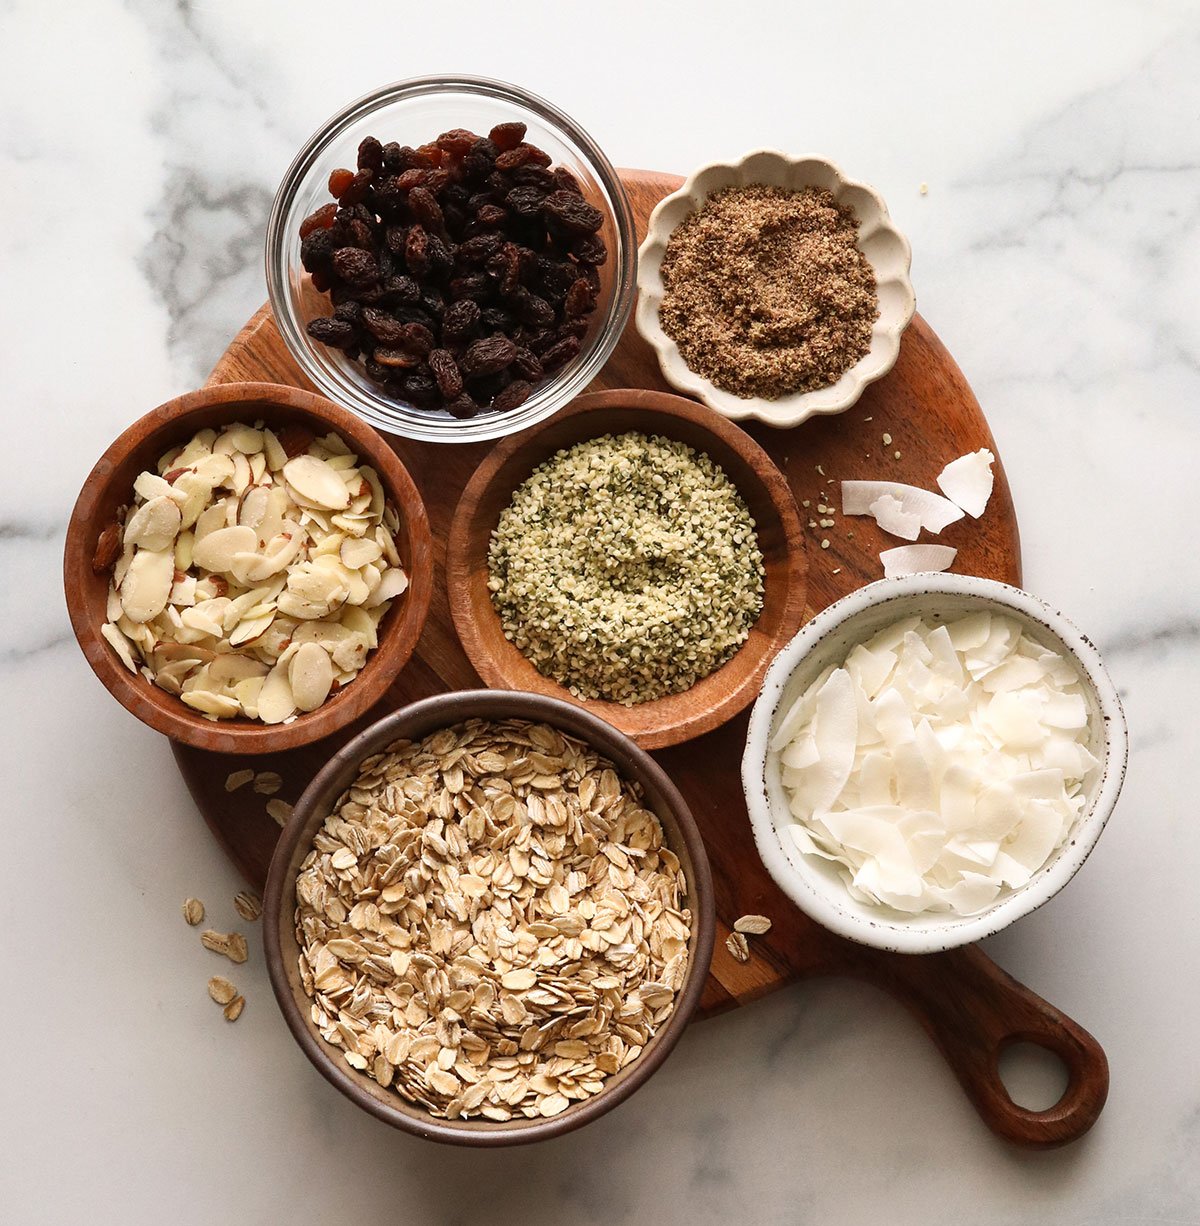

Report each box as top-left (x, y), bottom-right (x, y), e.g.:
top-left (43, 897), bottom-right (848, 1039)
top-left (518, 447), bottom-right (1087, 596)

top-left (998, 1040), bottom-right (1071, 1113)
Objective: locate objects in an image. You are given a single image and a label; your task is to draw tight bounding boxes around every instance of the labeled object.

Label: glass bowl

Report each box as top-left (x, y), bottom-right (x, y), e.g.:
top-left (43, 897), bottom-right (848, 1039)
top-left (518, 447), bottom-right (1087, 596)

top-left (265, 75), bottom-right (636, 444)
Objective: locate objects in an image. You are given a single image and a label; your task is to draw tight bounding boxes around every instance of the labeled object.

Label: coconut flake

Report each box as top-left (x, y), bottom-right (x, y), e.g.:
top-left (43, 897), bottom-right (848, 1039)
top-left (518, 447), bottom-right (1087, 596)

top-left (868, 495), bottom-right (922, 541)
top-left (880, 544), bottom-right (957, 579)
top-left (937, 449), bottom-right (995, 518)
top-left (842, 481), bottom-right (965, 536)
top-left (770, 612), bottom-right (1098, 918)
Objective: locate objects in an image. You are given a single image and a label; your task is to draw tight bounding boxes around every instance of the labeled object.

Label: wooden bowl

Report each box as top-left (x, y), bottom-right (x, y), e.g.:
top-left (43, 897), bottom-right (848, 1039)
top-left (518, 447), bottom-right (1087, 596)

top-left (447, 389), bottom-right (808, 749)
top-left (263, 689), bottom-right (716, 1146)
top-left (63, 381), bottom-right (433, 755)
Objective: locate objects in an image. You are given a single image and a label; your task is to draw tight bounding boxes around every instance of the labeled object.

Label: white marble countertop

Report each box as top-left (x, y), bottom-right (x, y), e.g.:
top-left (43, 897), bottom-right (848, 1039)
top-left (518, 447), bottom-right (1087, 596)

top-left (5, 0), bottom-right (1198, 1220)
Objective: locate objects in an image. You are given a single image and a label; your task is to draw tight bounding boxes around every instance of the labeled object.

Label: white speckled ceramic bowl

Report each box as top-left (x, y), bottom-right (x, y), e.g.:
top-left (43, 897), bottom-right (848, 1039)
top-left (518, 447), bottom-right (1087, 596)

top-left (636, 151), bottom-right (915, 429)
top-left (741, 575), bottom-right (1127, 953)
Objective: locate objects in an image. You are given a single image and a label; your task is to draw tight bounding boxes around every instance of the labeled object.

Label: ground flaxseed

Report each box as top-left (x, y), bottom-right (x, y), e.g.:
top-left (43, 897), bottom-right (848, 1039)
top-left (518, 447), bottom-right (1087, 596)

top-left (658, 185), bottom-right (878, 400)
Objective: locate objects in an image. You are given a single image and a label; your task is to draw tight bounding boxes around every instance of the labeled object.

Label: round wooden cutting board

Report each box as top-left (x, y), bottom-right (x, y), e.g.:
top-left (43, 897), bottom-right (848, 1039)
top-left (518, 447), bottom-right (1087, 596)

top-left (174, 170), bottom-right (1107, 1148)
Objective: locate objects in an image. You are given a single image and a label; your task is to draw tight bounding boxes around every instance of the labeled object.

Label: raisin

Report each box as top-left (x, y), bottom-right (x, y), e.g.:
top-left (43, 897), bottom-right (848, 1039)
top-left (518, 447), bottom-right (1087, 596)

top-left (328, 167), bottom-right (356, 198)
top-left (357, 136), bottom-right (384, 172)
top-left (564, 278), bottom-right (596, 317)
top-left (515, 289), bottom-right (555, 328)
top-left (512, 165), bottom-right (557, 191)
top-left (300, 228), bottom-right (337, 272)
top-left (347, 218), bottom-right (375, 249)
top-left (521, 328), bottom-right (557, 355)
top-left (505, 186), bottom-right (545, 220)
top-left (405, 226), bottom-right (431, 277)
top-left (474, 203), bottom-right (508, 228)
top-left (540, 336), bottom-right (581, 371)
top-left (495, 146), bottom-right (532, 171)
top-left (339, 167), bottom-right (375, 206)
top-left (511, 347), bottom-right (544, 381)
top-left (400, 370), bottom-right (439, 404)
top-left (553, 166), bottom-right (584, 195)
top-left (463, 138), bottom-right (498, 181)
top-left (372, 347), bottom-right (423, 368)
top-left (558, 316), bottom-right (589, 339)
top-left (462, 335), bottom-right (517, 377)
top-left (449, 274), bottom-right (492, 302)
top-left (467, 370), bottom-right (513, 403)
top-left (299, 202), bottom-right (338, 238)
top-left (541, 190), bottom-right (604, 235)
top-left (488, 121), bottom-right (527, 152)
top-left (428, 349), bottom-right (464, 400)
top-left (381, 274), bottom-right (421, 304)
top-left (481, 306), bottom-right (517, 332)
top-left (401, 322), bottom-right (435, 356)
top-left (425, 234), bottom-right (453, 277)
top-left (572, 233), bottom-right (608, 265)
top-left (436, 128), bottom-right (479, 156)
top-left (361, 306), bottom-right (407, 345)
top-left (384, 225), bottom-right (409, 255)
top-left (457, 233), bottom-right (503, 265)
top-left (408, 186), bottom-right (445, 233)
top-left (446, 393), bottom-right (480, 418)
top-left (381, 141), bottom-right (404, 171)
top-left (492, 380), bottom-right (533, 412)
top-left (442, 297), bottom-right (481, 341)
top-left (332, 247), bottom-right (380, 286)
top-left (306, 316), bottom-right (357, 349)
top-left (415, 142), bottom-right (444, 167)
top-left (333, 299), bottom-right (363, 324)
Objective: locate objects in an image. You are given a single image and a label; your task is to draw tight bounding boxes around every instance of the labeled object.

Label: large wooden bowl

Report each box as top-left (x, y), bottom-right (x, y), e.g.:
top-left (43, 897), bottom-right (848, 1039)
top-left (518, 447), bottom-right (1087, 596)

top-left (63, 381), bottom-right (433, 755)
top-left (262, 689), bottom-right (716, 1146)
top-left (446, 389), bottom-right (807, 749)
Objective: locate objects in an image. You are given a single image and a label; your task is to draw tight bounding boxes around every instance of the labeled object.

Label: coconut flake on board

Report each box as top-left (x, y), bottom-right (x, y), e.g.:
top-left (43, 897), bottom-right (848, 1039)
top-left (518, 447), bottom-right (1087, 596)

top-left (937, 449), bottom-right (995, 518)
top-left (841, 481), bottom-right (964, 537)
top-left (771, 612), bottom-right (1098, 916)
top-left (880, 544), bottom-right (958, 579)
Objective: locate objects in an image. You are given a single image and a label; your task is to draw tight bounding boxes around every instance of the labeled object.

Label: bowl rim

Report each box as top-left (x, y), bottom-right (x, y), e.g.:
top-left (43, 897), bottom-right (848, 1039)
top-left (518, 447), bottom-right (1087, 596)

top-left (740, 574), bottom-right (1128, 953)
top-left (635, 149), bottom-right (916, 429)
top-left (264, 73), bottom-right (637, 444)
top-left (445, 387), bottom-right (808, 748)
top-left (262, 688), bottom-right (716, 1145)
top-left (62, 380), bottom-right (434, 754)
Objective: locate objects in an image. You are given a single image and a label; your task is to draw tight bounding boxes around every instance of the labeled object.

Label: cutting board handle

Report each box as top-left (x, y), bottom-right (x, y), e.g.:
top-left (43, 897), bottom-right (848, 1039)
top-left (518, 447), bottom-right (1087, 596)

top-left (855, 943), bottom-right (1109, 1147)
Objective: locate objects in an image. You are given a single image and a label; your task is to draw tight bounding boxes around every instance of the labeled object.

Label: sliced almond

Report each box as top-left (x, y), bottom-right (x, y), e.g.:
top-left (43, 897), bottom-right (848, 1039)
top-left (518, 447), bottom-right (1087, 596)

top-left (123, 495), bottom-right (182, 552)
top-left (191, 525), bottom-right (258, 574)
top-left (133, 471), bottom-right (175, 502)
top-left (182, 690), bottom-right (242, 719)
top-left (257, 660), bottom-right (297, 725)
top-left (288, 641), bottom-right (334, 712)
top-left (120, 549), bottom-right (175, 623)
top-left (364, 567), bottom-right (408, 608)
top-left (100, 622), bottom-right (139, 672)
top-left (237, 484), bottom-right (270, 529)
top-left (283, 455), bottom-right (351, 510)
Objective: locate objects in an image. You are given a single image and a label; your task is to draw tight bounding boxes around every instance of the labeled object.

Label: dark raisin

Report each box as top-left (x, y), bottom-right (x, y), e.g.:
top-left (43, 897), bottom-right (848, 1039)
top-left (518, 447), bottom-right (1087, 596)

top-left (428, 349), bottom-right (464, 400)
top-left (381, 274), bottom-right (421, 304)
top-left (541, 190), bottom-right (604, 235)
top-left (372, 347), bottom-right (423, 368)
top-left (381, 141), bottom-right (404, 171)
top-left (572, 233), bottom-right (608, 265)
top-left (443, 204), bottom-right (468, 238)
top-left (505, 186), bottom-right (545, 220)
top-left (492, 380), bottom-right (533, 412)
top-left (436, 128), bottom-right (479, 156)
top-left (576, 262), bottom-right (601, 293)
top-left (495, 146), bottom-right (532, 171)
top-left (328, 167), bottom-right (356, 198)
top-left (333, 299), bottom-right (363, 324)
top-left (446, 393), bottom-right (480, 418)
top-left (467, 369), bottom-right (513, 403)
top-left (558, 316), bottom-right (589, 339)
top-left (515, 289), bottom-right (555, 328)
top-left (442, 298), bottom-right (481, 341)
top-left (339, 167), bottom-right (375, 206)
top-left (347, 218), bottom-right (375, 249)
top-left (512, 165), bottom-right (556, 191)
top-left (357, 136), bottom-right (384, 172)
top-left (332, 247), bottom-right (380, 285)
top-left (384, 225), bottom-right (409, 255)
top-left (310, 267), bottom-right (334, 293)
top-left (361, 306), bottom-right (407, 345)
top-left (564, 278), bottom-right (596, 317)
top-left (391, 304), bottom-right (438, 330)
top-left (457, 233), bottom-right (503, 265)
top-left (421, 287), bottom-right (445, 317)
top-left (299, 202), bottom-right (338, 238)
top-left (300, 228), bottom-right (337, 272)
top-left (443, 183), bottom-right (470, 209)
top-left (424, 233), bottom-right (453, 277)
top-left (401, 322), bottom-right (435, 356)
top-left (400, 370), bottom-right (439, 404)
top-left (408, 186), bottom-right (445, 233)
top-left (522, 327), bottom-right (557, 354)
top-left (463, 138), bottom-right (498, 181)
top-left (481, 306), bottom-right (517, 332)
top-left (511, 347), bottom-right (544, 381)
top-left (553, 166), bottom-right (584, 195)
top-left (449, 274), bottom-right (492, 302)
top-left (306, 316), bottom-right (357, 349)
top-left (474, 203), bottom-right (508, 228)
top-left (488, 121), bottom-right (527, 152)
top-left (405, 226), bottom-right (431, 277)
top-left (540, 336), bottom-right (581, 371)
top-left (462, 335), bottom-right (518, 377)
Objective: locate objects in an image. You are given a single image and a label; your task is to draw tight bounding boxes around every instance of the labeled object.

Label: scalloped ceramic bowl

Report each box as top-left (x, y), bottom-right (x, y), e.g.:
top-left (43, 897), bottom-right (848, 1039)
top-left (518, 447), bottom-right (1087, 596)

top-left (741, 575), bottom-right (1128, 953)
top-left (636, 151), bottom-right (916, 429)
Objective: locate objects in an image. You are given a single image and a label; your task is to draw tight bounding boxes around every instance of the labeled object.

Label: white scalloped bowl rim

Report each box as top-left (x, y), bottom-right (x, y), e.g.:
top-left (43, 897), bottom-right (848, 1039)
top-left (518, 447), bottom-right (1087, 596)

top-left (740, 575), bottom-right (1128, 954)
top-left (636, 151), bottom-right (916, 428)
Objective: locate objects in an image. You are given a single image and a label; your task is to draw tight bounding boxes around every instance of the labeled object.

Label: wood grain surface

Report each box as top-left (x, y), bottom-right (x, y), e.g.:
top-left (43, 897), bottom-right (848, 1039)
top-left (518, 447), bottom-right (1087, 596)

top-left (173, 170), bottom-right (1108, 1147)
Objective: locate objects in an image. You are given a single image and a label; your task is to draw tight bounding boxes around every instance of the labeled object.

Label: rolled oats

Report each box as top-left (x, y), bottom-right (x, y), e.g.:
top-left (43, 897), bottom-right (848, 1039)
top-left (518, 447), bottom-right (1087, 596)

top-left (234, 891), bottom-right (263, 922)
top-left (293, 719), bottom-right (692, 1122)
top-left (208, 976), bottom-right (238, 1005)
top-left (725, 931), bottom-right (750, 963)
top-left (182, 897), bottom-right (205, 926)
top-left (201, 930), bottom-right (249, 964)
top-left (733, 914), bottom-right (772, 935)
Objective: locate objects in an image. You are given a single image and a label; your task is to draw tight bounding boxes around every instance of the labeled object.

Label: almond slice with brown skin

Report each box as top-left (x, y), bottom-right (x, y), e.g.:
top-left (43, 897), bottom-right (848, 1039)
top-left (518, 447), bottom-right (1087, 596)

top-left (283, 455), bottom-right (351, 510)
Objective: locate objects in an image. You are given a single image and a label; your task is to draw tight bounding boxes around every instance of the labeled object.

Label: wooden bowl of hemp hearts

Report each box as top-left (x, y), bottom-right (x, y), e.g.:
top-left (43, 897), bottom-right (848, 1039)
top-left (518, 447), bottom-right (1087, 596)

top-left (446, 388), bottom-right (807, 748)
top-left (636, 151), bottom-right (916, 429)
